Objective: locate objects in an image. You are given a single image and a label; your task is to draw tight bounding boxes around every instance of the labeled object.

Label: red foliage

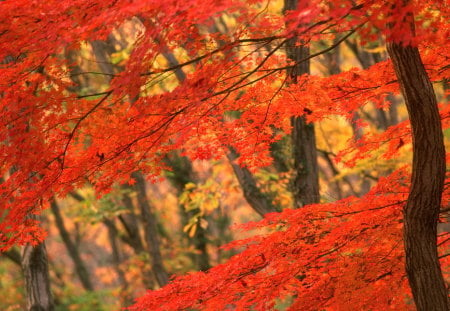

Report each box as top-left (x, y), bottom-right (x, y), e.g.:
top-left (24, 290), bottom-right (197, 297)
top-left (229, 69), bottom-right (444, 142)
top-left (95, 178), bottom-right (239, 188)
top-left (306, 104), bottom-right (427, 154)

top-left (0, 0), bottom-right (449, 309)
top-left (130, 168), bottom-right (450, 310)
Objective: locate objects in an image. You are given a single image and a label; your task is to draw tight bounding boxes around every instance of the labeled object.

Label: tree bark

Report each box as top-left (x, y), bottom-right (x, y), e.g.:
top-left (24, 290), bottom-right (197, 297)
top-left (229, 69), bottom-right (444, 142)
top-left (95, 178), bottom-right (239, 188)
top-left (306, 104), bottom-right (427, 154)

top-left (22, 239), bottom-right (54, 311)
top-left (284, 0), bottom-right (320, 207)
top-left (387, 16), bottom-right (449, 311)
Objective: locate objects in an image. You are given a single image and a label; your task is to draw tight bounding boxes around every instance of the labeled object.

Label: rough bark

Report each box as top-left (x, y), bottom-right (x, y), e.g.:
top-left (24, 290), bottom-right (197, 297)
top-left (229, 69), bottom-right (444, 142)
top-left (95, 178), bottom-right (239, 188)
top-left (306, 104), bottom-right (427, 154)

top-left (21, 239), bottom-right (54, 311)
top-left (50, 200), bottom-right (94, 291)
top-left (132, 171), bottom-right (169, 287)
top-left (387, 20), bottom-right (449, 311)
top-left (284, 0), bottom-right (320, 207)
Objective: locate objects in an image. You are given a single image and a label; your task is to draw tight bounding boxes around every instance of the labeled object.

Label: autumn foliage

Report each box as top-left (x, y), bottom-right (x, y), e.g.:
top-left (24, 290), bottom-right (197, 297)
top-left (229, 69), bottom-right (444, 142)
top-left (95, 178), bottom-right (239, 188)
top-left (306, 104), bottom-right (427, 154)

top-left (0, 0), bottom-right (449, 310)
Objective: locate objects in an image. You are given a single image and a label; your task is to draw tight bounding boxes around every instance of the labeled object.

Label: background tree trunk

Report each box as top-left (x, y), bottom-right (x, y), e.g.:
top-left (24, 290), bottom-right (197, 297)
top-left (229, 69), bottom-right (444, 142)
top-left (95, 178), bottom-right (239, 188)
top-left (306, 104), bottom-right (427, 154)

top-left (104, 219), bottom-right (133, 307)
top-left (50, 200), bottom-right (93, 291)
top-left (284, 0), bottom-right (320, 207)
top-left (227, 149), bottom-right (277, 216)
top-left (132, 171), bottom-right (169, 287)
top-left (90, 40), bottom-right (171, 287)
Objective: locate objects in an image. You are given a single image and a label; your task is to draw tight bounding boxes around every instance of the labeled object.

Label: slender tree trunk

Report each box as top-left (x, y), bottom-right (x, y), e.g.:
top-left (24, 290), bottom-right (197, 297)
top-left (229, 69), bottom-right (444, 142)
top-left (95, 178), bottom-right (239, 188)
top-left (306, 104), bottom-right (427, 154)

top-left (387, 10), bottom-right (449, 311)
top-left (50, 200), bottom-right (94, 291)
top-left (90, 40), bottom-right (171, 286)
top-left (227, 149), bottom-right (277, 216)
top-left (72, 190), bottom-right (155, 288)
top-left (158, 20), bottom-right (275, 220)
top-left (105, 214), bottom-right (155, 289)
top-left (21, 236), bottom-right (54, 310)
top-left (132, 171), bottom-right (169, 287)
top-left (284, 0), bottom-right (320, 207)
top-left (118, 192), bottom-right (146, 254)
top-left (159, 43), bottom-right (213, 270)
top-left (104, 219), bottom-right (133, 306)
top-left (164, 146), bottom-right (211, 271)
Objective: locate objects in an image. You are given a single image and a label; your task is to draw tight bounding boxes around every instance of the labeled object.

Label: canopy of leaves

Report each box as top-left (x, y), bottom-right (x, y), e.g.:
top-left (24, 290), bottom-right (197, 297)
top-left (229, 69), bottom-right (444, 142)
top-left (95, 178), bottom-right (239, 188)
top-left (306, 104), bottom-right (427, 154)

top-left (0, 0), bottom-right (449, 309)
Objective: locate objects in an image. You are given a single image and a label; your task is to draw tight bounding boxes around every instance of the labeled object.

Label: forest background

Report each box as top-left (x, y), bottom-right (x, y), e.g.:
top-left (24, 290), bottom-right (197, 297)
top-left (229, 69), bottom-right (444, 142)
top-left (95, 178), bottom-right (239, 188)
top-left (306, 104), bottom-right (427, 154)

top-left (0, 0), bottom-right (449, 310)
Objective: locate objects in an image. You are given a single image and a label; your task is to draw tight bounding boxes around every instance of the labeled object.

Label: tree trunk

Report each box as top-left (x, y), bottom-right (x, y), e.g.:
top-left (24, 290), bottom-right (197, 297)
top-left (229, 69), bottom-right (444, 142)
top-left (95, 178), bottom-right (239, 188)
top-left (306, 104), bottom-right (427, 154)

top-left (227, 149), bottom-right (277, 216)
top-left (159, 43), bottom-right (213, 270)
top-left (118, 192), bottom-right (146, 253)
top-left (158, 20), bottom-right (276, 220)
top-left (22, 239), bottom-right (54, 311)
top-left (132, 171), bottom-right (169, 287)
top-left (284, 0), bottom-right (320, 207)
top-left (90, 40), bottom-right (171, 286)
top-left (104, 219), bottom-right (133, 306)
top-left (50, 200), bottom-right (94, 291)
top-left (387, 16), bottom-right (449, 311)
top-left (164, 153), bottom-right (211, 271)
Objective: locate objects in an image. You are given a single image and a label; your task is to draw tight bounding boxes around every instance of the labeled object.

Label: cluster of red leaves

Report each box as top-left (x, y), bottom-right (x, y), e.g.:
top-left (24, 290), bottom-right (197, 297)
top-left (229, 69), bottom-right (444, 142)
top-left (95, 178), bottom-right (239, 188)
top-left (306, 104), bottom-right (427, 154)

top-left (0, 0), bottom-right (267, 249)
top-left (0, 0), bottom-right (449, 308)
top-left (130, 167), bottom-right (450, 310)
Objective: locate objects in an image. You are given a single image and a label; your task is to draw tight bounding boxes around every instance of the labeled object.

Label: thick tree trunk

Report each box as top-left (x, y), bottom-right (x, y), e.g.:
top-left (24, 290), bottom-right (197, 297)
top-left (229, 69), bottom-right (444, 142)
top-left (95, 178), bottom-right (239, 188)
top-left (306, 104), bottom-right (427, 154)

top-left (284, 0), bottom-right (320, 207)
top-left (290, 116), bottom-right (320, 206)
top-left (22, 240), bottom-right (54, 311)
top-left (387, 23), bottom-right (449, 311)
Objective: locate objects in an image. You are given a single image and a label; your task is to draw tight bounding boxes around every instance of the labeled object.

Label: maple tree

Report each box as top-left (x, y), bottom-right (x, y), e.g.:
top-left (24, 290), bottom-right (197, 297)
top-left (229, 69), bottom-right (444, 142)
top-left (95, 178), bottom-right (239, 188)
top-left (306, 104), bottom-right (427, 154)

top-left (0, 0), bottom-right (449, 310)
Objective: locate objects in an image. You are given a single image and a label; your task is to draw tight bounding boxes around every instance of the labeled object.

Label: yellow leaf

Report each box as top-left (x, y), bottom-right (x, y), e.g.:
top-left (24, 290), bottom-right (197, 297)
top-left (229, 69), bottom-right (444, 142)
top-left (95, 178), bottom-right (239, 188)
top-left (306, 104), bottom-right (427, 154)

top-left (184, 182), bottom-right (196, 190)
